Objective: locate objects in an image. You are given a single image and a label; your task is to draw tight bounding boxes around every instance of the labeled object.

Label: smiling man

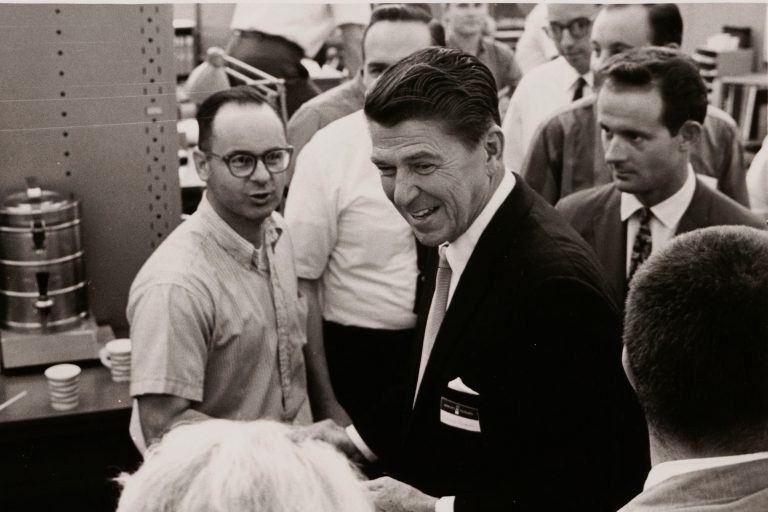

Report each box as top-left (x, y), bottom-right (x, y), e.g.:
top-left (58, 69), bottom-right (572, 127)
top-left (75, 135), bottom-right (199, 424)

top-left (557, 48), bottom-right (764, 306)
top-left (304, 47), bottom-right (648, 512)
top-left (128, 86), bottom-right (319, 446)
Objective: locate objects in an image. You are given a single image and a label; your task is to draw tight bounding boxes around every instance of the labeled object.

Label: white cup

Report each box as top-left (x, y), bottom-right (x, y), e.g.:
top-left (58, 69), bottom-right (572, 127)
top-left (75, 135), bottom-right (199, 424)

top-left (44, 363), bottom-right (81, 411)
top-left (99, 338), bottom-right (131, 383)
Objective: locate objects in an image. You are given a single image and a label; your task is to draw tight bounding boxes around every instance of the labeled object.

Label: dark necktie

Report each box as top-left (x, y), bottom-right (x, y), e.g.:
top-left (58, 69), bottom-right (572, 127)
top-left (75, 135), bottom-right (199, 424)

top-left (628, 208), bottom-right (653, 281)
top-left (572, 76), bottom-right (587, 102)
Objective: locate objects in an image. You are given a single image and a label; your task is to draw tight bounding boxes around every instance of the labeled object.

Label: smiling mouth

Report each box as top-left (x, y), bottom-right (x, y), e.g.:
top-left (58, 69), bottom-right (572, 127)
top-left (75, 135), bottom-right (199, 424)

top-left (409, 206), bottom-right (439, 221)
top-left (249, 191), bottom-right (274, 203)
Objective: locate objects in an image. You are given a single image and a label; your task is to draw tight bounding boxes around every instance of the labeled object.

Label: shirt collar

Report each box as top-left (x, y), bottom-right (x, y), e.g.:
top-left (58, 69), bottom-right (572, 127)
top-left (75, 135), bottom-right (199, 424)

top-left (197, 192), bottom-right (282, 269)
top-left (644, 451), bottom-right (768, 490)
top-left (553, 56), bottom-right (593, 92)
top-left (445, 171), bottom-right (516, 282)
top-left (620, 164), bottom-right (696, 227)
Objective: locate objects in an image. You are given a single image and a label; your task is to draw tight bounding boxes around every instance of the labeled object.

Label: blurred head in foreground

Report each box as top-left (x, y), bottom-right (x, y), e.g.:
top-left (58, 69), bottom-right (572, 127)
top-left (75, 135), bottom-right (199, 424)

top-left (116, 419), bottom-right (372, 512)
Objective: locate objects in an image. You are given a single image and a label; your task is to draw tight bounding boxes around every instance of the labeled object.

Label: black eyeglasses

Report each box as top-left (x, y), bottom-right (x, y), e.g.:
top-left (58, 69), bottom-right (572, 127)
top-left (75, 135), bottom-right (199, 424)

top-left (203, 147), bottom-right (294, 177)
top-left (544, 17), bottom-right (593, 41)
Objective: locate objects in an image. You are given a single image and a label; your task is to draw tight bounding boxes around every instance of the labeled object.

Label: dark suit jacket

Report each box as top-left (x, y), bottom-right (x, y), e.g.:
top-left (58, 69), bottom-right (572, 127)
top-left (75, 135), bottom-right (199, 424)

top-left (556, 179), bottom-right (766, 305)
top-left (619, 457), bottom-right (768, 512)
top-left (356, 178), bottom-right (649, 511)
top-left (522, 96), bottom-right (749, 207)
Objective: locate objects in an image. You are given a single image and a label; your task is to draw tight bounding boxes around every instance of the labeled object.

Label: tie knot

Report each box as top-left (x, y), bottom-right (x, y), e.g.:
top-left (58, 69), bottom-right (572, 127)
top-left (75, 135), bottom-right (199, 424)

top-left (638, 207), bottom-right (653, 224)
top-left (438, 244), bottom-right (450, 270)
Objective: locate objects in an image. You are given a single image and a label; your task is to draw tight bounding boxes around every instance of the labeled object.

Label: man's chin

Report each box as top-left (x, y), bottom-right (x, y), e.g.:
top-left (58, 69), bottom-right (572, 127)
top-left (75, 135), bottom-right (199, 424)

top-left (413, 228), bottom-right (447, 248)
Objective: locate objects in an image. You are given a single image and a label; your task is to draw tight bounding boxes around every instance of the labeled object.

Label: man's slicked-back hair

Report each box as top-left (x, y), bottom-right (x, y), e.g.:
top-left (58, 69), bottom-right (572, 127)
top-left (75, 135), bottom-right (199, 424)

top-left (196, 85), bottom-right (280, 152)
top-left (599, 46), bottom-right (707, 135)
top-left (362, 4), bottom-right (443, 56)
top-left (644, 3), bottom-right (683, 46)
top-left (624, 226), bottom-right (768, 453)
top-left (364, 47), bottom-right (499, 149)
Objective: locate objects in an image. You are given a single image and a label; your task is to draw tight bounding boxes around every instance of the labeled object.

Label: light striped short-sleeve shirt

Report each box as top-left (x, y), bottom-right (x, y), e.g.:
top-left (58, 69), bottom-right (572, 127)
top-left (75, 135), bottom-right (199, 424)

top-left (127, 194), bottom-right (311, 425)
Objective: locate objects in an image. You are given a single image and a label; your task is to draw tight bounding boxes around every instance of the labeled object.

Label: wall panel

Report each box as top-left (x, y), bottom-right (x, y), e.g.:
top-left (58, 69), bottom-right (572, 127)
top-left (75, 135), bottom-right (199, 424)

top-left (0, 4), bottom-right (181, 332)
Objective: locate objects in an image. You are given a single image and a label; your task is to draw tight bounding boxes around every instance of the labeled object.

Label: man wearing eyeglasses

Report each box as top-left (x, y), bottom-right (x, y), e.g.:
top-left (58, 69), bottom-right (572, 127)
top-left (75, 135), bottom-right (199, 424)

top-left (501, 3), bottom-right (598, 172)
top-left (128, 86), bottom-right (324, 446)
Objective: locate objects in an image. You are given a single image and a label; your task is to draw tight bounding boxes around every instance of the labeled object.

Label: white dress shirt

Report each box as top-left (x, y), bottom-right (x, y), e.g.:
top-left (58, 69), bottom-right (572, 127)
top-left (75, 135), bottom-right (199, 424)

top-left (644, 451), bottom-right (768, 491)
top-left (347, 171), bottom-right (517, 512)
top-left (502, 56), bottom-right (593, 172)
top-left (747, 135), bottom-right (768, 220)
top-left (621, 165), bottom-right (697, 276)
top-left (285, 110), bottom-right (418, 330)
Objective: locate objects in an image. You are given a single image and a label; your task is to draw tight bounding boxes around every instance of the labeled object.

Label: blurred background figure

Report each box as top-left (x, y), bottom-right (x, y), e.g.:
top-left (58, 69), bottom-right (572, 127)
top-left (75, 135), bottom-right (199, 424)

top-left (443, 3), bottom-right (521, 116)
top-left (116, 419), bottom-right (373, 512)
top-left (226, 4), bottom-right (370, 116)
top-left (502, 3), bottom-right (599, 171)
top-left (514, 2), bottom-right (558, 74)
top-left (621, 226), bottom-right (768, 511)
top-left (747, 135), bottom-right (768, 219)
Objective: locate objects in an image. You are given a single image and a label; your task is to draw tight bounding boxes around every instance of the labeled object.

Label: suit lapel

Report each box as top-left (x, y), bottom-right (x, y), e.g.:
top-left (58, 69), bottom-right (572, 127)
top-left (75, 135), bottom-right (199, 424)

top-left (412, 179), bottom-right (528, 410)
top-left (593, 186), bottom-right (627, 302)
top-left (675, 179), bottom-right (710, 235)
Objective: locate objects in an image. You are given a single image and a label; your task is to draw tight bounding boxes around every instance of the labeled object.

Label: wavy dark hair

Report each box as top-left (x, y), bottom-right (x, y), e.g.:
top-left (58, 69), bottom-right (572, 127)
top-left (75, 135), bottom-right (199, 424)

top-left (364, 47), bottom-right (498, 149)
top-left (600, 47), bottom-right (707, 135)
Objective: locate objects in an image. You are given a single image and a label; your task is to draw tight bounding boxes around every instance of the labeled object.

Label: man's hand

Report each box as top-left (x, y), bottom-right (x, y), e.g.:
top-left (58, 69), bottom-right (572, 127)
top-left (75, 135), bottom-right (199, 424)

top-left (292, 419), bottom-right (363, 461)
top-left (365, 477), bottom-right (438, 512)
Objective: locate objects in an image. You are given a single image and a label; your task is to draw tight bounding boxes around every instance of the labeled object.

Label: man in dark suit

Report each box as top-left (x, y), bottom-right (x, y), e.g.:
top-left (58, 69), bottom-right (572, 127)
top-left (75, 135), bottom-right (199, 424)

top-left (522, 4), bottom-right (749, 207)
top-left (620, 226), bottom-right (768, 511)
top-left (557, 47), bottom-right (764, 305)
top-left (303, 47), bottom-right (648, 512)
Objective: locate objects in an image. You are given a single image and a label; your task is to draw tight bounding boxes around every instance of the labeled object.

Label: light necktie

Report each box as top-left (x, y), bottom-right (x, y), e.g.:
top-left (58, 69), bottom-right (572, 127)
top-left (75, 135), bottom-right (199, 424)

top-left (414, 245), bottom-right (452, 404)
top-left (572, 76), bottom-right (587, 102)
top-left (628, 207), bottom-right (653, 281)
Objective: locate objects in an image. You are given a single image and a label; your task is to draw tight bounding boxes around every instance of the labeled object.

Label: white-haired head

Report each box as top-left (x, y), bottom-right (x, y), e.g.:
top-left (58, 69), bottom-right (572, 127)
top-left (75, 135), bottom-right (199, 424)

top-left (116, 419), bottom-right (373, 512)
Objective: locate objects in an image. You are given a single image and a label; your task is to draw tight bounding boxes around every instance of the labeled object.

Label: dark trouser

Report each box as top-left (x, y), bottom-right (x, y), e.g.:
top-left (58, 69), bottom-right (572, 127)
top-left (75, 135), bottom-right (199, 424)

top-left (323, 320), bottom-right (415, 425)
top-left (226, 30), bottom-right (320, 117)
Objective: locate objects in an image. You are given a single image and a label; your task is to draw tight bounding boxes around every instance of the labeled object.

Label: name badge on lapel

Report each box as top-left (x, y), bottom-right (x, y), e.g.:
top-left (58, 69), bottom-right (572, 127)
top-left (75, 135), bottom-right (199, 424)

top-left (440, 377), bottom-right (481, 432)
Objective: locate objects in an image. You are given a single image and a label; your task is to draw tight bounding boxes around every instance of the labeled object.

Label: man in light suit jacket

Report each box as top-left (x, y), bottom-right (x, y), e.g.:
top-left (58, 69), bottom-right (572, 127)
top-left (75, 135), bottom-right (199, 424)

top-left (557, 48), bottom-right (764, 305)
top-left (303, 47), bottom-right (648, 512)
top-left (620, 225), bottom-right (768, 511)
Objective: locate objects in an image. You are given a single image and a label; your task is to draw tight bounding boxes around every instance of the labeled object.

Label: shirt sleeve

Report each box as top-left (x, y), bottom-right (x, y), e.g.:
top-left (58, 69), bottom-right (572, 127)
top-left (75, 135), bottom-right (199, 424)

top-left (128, 282), bottom-right (212, 402)
top-left (284, 129), bottom-right (340, 280)
top-left (330, 4), bottom-right (370, 27)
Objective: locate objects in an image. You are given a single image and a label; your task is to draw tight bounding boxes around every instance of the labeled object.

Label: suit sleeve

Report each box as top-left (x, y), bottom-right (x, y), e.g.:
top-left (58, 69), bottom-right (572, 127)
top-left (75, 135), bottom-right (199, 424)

top-left (718, 121), bottom-right (750, 207)
top-left (521, 119), bottom-right (564, 205)
top-left (454, 276), bottom-right (648, 512)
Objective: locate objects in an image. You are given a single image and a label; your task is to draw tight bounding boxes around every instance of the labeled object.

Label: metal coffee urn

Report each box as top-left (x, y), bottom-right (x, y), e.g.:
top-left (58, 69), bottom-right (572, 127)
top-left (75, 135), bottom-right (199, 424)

top-left (0, 179), bottom-right (100, 369)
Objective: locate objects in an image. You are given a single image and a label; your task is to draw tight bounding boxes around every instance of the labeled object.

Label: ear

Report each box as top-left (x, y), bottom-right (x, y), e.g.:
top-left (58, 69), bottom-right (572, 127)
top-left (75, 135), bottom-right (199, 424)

top-left (621, 345), bottom-right (637, 392)
top-left (677, 120), bottom-right (702, 151)
top-left (192, 148), bottom-right (211, 183)
top-left (483, 125), bottom-right (504, 168)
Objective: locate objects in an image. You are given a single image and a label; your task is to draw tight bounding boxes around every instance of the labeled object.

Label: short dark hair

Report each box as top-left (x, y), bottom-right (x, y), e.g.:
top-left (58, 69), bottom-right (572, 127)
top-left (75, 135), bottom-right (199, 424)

top-left (196, 85), bottom-right (279, 152)
top-left (362, 4), bottom-right (444, 57)
top-left (364, 47), bottom-right (499, 149)
top-left (600, 47), bottom-right (707, 135)
top-left (644, 3), bottom-right (683, 46)
top-left (624, 226), bottom-right (768, 453)
top-left (603, 4), bottom-right (683, 46)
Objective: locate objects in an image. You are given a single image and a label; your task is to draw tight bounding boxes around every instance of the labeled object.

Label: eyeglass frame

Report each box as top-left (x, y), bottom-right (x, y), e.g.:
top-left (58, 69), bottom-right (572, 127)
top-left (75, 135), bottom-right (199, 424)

top-left (543, 16), bottom-right (594, 41)
top-left (200, 146), bottom-right (294, 178)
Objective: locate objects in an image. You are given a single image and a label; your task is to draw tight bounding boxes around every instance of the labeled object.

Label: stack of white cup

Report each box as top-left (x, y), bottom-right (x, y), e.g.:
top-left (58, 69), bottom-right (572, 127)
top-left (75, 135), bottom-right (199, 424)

top-left (44, 363), bottom-right (81, 411)
top-left (100, 338), bottom-right (131, 383)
